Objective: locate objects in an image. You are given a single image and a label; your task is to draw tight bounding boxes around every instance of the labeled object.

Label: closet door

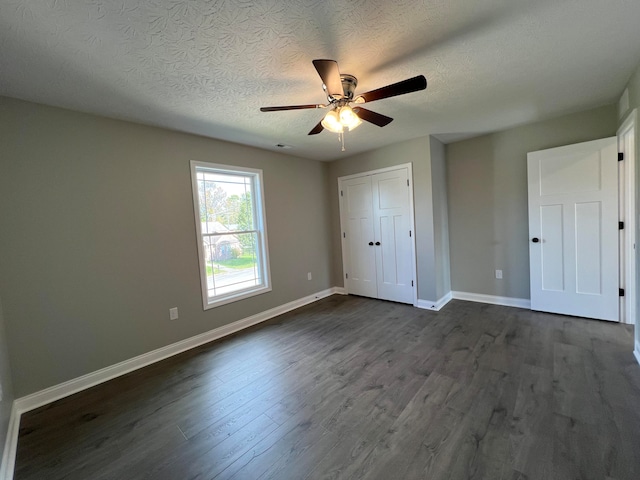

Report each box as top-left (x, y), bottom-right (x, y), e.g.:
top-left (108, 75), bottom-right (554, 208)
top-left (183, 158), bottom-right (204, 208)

top-left (339, 165), bottom-right (416, 305)
top-left (341, 176), bottom-right (378, 298)
top-left (372, 169), bottom-right (414, 304)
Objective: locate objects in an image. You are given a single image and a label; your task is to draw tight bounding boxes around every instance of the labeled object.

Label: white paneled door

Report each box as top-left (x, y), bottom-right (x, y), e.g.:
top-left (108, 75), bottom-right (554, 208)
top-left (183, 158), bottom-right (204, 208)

top-left (527, 137), bottom-right (618, 321)
top-left (339, 166), bottom-right (415, 304)
top-left (340, 175), bottom-right (378, 298)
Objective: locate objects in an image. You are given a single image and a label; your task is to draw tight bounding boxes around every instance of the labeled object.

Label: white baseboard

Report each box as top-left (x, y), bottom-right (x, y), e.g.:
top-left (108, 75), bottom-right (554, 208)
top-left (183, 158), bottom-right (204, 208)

top-left (333, 287), bottom-right (347, 295)
top-left (15, 287), bottom-right (342, 414)
top-left (634, 341), bottom-right (640, 366)
top-left (0, 404), bottom-right (19, 480)
top-left (416, 292), bottom-right (453, 311)
top-left (451, 291), bottom-right (531, 309)
top-left (1, 287), bottom-right (343, 480)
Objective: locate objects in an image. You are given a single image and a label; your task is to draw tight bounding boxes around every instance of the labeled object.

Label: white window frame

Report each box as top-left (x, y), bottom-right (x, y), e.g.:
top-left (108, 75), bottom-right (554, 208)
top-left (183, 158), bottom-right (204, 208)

top-left (190, 160), bottom-right (271, 309)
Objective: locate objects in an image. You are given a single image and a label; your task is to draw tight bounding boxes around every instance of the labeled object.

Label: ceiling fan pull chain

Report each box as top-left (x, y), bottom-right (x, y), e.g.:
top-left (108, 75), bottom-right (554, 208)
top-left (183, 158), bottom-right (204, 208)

top-left (340, 131), bottom-right (345, 152)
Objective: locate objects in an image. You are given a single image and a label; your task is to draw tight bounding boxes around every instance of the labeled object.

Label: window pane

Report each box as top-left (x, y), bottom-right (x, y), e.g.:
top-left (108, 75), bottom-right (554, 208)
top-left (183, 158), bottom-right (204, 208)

top-left (197, 171), bottom-right (254, 233)
top-left (203, 232), bottom-right (262, 298)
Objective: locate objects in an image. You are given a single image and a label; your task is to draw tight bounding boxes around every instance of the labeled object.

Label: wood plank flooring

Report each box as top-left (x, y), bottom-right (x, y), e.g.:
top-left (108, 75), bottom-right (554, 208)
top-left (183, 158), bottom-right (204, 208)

top-left (15, 295), bottom-right (640, 479)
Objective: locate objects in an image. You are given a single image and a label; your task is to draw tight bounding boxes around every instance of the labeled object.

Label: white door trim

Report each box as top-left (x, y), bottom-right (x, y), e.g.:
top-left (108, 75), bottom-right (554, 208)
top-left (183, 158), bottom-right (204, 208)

top-left (617, 108), bottom-right (637, 325)
top-left (338, 163), bottom-right (415, 182)
top-left (338, 163), bottom-right (418, 306)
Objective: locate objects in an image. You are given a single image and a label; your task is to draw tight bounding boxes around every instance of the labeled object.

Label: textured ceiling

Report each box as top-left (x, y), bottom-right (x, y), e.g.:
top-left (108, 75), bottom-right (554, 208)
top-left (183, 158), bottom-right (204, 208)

top-left (1, 0), bottom-right (640, 161)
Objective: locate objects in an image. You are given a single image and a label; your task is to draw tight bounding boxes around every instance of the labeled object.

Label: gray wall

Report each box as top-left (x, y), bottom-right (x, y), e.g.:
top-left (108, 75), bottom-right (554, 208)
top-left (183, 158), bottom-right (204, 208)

top-left (622, 62), bottom-right (640, 118)
top-left (0, 297), bottom-right (14, 464)
top-left (446, 104), bottom-right (617, 299)
top-left (0, 96), bottom-right (334, 397)
top-left (327, 135), bottom-right (450, 303)
top-left (430, 138), bottom-right (451, 300)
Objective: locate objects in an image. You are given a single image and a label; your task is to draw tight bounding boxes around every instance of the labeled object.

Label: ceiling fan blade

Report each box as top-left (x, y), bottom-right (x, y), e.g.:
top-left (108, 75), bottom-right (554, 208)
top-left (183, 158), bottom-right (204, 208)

top-left (260, 104), bottom-right (324, 112)
top-left (308, 120), bottom-right (324, 135)
top-left (312, 59), bottom-right (344, 97)
top-left (352, 107), bottom-right (393, 127)
top-left (356, 75), bottom-right (427, 103)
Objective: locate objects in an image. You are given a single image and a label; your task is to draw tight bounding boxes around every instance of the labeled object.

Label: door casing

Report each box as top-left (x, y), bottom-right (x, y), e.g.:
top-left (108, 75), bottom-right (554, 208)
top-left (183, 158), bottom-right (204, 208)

top-left (617, 108), bottom-right (637, 325)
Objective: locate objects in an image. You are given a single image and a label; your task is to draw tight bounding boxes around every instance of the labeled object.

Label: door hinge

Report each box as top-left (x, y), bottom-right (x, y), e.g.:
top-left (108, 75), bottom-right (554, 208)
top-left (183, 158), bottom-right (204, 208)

top-left (619, 221), bottom-right (624, 230)
top-left (343, 232), bottom-right (346, 238)
top-left (409, 230), bottom-right (412, 237)
top-left (345, 273), bottom-right (348, 279)
top-left (620, 288), bottom-right (625, 297)
top-left (340, 190), bottom-right (343, 196)
top-left (618, 152), bottom-right (624, 161)
top-left (407, 179), bottom-right (410, 187)
top-left (411, 280), bottom-right (414, 286)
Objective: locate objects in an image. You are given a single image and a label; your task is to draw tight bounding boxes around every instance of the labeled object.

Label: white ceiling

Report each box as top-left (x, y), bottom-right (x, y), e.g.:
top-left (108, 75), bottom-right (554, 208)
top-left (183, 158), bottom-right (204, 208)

top-left (1, 0), bottom-right (640, 161)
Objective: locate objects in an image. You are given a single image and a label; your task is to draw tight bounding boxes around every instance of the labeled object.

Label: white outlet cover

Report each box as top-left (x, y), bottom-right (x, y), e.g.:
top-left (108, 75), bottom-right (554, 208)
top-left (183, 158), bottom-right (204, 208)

top-left (169, 307), bottom-right (179, 320)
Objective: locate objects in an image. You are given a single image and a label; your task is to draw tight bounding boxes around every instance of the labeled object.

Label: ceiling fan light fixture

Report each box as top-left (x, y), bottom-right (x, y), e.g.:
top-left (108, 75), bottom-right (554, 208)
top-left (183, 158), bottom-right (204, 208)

top-left (321, 109), bottom-right (344, 133)
top-left (339, 105), bottom-right (362, 131)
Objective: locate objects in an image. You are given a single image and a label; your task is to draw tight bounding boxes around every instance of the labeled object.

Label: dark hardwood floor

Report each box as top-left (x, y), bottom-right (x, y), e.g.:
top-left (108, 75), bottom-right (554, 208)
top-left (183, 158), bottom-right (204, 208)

top-left (15, 295), bottom-right (640, 479)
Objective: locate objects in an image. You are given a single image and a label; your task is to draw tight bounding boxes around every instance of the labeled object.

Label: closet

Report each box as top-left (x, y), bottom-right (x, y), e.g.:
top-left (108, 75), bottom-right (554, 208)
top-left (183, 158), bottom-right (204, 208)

top-left (338, 164), bottom-right (416, 304)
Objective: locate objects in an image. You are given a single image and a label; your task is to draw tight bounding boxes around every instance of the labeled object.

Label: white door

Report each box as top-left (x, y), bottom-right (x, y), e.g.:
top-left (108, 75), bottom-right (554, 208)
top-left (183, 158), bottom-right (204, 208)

top-left (339, 165), bottom-right (416, 304)
top-left (341, 176), bottom-right (377, 298)
top-left (371, 169), bottom-right (414, 304)
top-left (527, 137), bottom-right (618, 321)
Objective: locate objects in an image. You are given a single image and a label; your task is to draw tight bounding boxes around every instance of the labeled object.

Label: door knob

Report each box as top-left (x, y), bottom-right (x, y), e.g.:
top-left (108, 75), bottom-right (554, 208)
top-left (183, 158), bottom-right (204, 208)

top-left (532, 237), bottom-right (540, 243)
top-left (368, 242), bottom-right (374, 246)
top-left (375, 242), bottom-right (381, 246)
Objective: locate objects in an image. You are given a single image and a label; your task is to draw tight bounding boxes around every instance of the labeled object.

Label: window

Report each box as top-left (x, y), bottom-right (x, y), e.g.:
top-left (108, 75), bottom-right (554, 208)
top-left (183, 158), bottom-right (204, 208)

top-left (190, 161), bottom-right (271, 309)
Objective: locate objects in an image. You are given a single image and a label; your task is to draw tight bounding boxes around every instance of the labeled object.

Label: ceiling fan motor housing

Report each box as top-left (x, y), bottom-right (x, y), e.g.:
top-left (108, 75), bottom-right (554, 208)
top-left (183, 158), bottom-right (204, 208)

top-left (324, 74), bottom-right (358, 102)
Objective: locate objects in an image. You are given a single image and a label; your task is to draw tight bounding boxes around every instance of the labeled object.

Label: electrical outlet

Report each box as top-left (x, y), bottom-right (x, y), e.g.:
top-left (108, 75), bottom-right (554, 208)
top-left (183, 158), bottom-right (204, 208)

top-left (495, 270), bottom-right (503, 279)
top-left (169, 307), bottom-right (179, 320)
top-left (307, 272), bottom-right (312, 280)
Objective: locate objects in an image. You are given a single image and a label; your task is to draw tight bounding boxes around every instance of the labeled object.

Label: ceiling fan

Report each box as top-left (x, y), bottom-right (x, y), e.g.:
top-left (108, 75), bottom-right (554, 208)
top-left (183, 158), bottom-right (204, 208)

top-left (260, 59), bottom-right (427, 146)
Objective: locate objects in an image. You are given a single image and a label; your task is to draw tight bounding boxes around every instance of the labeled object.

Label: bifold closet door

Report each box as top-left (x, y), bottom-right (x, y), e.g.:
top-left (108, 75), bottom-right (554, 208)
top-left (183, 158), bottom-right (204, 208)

top-left (341, 175), bottom-right (378, 298)
top-left (340, 167), bottom-right (414, 304)
top-left (371, 169), bottom-right (413, 304)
